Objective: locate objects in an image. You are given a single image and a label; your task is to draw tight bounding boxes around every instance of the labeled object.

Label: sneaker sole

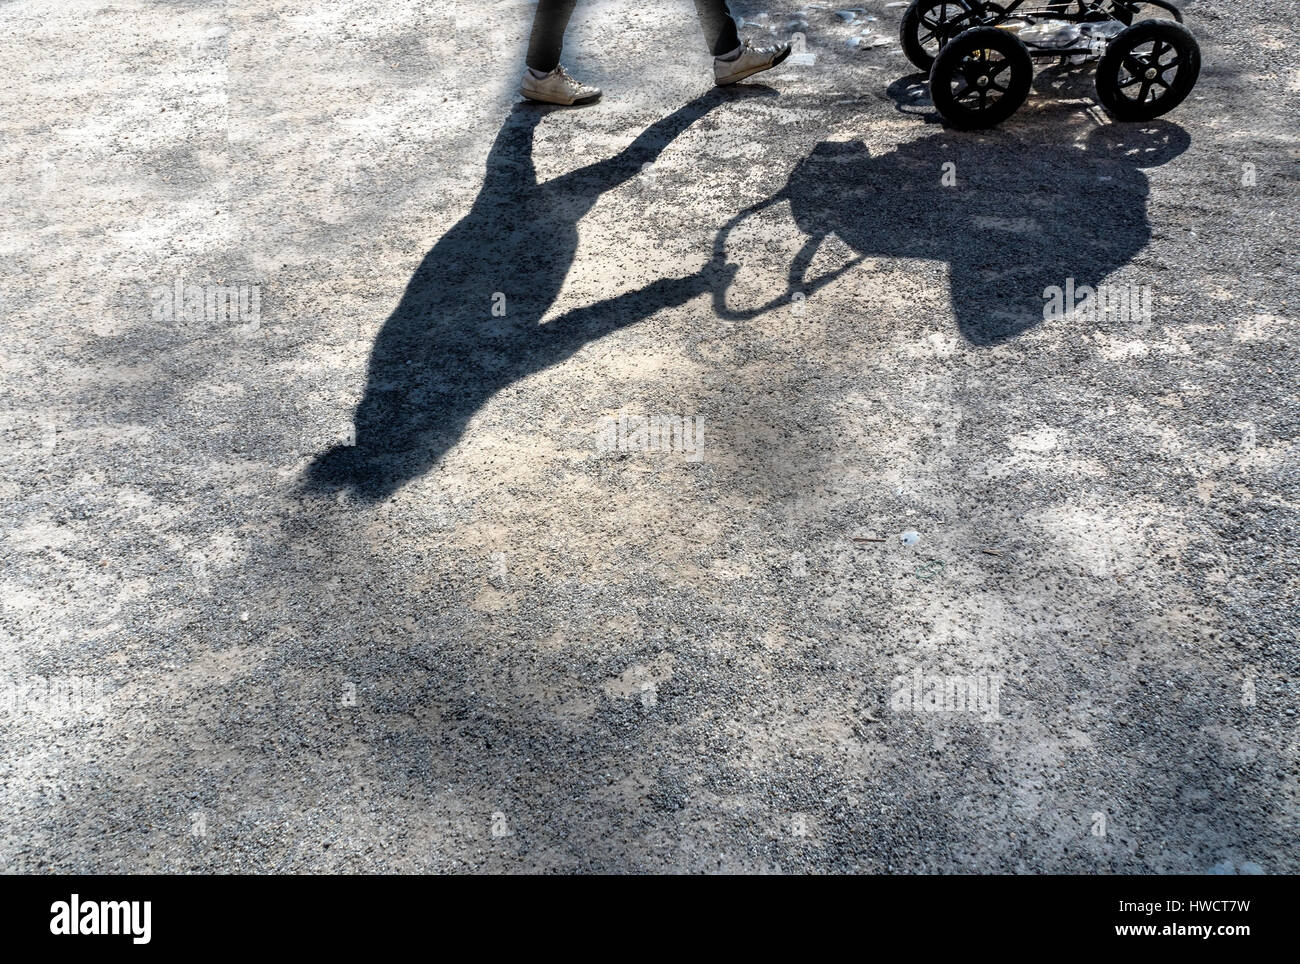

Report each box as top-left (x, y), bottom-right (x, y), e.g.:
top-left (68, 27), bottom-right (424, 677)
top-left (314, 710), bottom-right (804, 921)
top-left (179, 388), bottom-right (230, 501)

top-left (520, 86), bottom-right (602, 106)
top-left (715, 46), bottom-right (792, 86)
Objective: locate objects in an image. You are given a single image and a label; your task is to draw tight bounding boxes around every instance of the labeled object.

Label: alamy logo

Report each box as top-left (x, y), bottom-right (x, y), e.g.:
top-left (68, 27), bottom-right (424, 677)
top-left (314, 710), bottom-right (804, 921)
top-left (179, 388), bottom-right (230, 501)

top-left (1, 676), bottom-right (107, 724)
top-left (1043, 278), bottom-right (1152, 325)
top-left (596, 414), bottom-right (704, 461)
top-left (50, 894), bottom-right (151, 944)
top-left (151, 274), bottom-right (261, 332)
top-left (891, 668), bottom-right (1003, 721)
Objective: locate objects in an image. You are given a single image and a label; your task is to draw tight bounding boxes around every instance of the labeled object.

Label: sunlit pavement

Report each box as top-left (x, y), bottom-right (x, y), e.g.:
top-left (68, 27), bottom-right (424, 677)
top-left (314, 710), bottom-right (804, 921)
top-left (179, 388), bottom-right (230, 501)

top-left (1, 1), bottom-right (1295, 872)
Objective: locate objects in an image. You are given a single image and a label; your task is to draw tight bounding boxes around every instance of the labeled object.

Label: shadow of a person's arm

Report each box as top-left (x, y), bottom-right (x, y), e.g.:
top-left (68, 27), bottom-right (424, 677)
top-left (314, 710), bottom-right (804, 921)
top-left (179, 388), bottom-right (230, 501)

top-left (537, 258), bottom-right (738, 359)
top-left (555, 84), bottom-right (779, 195)
top-left (526, 86), bottom-right (789, 355)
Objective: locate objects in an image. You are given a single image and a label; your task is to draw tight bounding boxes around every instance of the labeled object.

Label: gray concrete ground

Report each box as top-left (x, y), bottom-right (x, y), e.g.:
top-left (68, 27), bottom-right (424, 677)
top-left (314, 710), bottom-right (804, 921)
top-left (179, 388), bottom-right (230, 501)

top-left (0, 0), bottom-right (1296, 872)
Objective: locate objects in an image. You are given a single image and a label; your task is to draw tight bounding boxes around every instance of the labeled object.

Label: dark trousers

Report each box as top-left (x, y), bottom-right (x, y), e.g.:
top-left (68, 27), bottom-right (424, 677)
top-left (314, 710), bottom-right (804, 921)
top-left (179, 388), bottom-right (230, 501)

top-left (526, 0), bottom-right (741, 72)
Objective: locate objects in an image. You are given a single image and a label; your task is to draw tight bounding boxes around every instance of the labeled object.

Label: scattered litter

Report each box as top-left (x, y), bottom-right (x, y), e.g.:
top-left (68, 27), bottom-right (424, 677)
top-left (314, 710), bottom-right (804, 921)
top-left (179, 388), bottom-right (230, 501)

top-left (239, 611), bottom-right (249, 622)
top-left (788, 38), bottom-right (817, 66)
top-left (1011, 18), bottom-right (1122, 64)
top-left (849, 30), bottom-right (894, 50)
top-left (1018, 20), bottom-right (1083, 48)
top-left (900, 530), bottom-right (920, 547)
top-left (915, 560), bottom-right (945, 580)
top-left (836, 8), bottom-right (874, 24)
top-left (1081, 20), bottom-right (1126, 42)
top-left (981, 548), bottom-right (1003, 557)
top-left (853, 536), bottom-right (886, 543)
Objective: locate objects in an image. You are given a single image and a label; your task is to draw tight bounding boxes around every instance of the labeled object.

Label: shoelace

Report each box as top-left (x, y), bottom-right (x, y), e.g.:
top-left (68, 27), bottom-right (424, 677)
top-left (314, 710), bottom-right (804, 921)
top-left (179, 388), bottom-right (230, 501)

top-left (729, 41), bottom-right (781, 59)
top-left (554, 65), bottom-right (584, 90)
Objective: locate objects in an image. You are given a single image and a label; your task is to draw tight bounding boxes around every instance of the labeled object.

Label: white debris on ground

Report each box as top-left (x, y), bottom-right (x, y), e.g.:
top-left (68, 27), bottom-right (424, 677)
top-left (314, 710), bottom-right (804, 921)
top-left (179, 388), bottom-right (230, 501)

top-left (742, 4), bottom-right (897, 57)
top-left (758, 5), bottom-right (1148, 62)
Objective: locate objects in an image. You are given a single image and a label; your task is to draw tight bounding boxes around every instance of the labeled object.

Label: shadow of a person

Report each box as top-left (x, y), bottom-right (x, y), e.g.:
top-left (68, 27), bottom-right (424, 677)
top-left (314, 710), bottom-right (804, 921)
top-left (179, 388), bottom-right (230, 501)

top-left (712, 120), bottom-right (1190, 345)
top-left (309, 89), bottom-right (768, 499)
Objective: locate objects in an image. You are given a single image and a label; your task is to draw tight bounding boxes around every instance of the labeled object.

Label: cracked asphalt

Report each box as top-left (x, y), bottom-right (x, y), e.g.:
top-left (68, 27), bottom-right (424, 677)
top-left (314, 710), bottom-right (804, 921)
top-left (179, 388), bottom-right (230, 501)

top-left (1, 0), bottom-right (1297, 872)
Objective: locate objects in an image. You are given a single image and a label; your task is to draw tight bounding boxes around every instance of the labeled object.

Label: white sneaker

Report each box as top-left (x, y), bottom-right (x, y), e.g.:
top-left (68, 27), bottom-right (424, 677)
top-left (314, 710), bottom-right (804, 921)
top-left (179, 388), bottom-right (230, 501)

top-left (519, 65), bottom-right (602, 105)
top-left (713, 39), bottom-right (792, 86)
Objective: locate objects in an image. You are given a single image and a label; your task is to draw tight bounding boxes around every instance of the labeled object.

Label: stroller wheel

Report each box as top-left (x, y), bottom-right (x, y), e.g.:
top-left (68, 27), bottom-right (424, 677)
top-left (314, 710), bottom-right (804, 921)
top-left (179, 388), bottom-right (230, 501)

top-left (1096, 20), bottom-right (1201, 121)
top-left (900, 0), bottom-right (975, 72)
top-left (929, 26), bottom-right (1033, 130)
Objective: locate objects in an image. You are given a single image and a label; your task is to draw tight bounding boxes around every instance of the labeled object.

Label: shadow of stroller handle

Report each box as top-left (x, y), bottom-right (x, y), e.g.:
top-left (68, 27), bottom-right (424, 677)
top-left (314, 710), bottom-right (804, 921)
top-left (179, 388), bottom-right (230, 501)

top-left (708, 240), bottom-right (865, 322)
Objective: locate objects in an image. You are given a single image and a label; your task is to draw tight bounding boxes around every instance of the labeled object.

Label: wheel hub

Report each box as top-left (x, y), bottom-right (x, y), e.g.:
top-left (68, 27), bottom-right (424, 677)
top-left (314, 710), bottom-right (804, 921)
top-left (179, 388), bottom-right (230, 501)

top-left (1144, 66), bottom-right (1158, 80)
top-left (977, 74), bottom-right (989, 87)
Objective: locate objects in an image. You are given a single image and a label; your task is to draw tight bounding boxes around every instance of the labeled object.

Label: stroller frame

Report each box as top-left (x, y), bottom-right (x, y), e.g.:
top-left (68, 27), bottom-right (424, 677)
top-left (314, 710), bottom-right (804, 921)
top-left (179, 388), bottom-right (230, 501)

top-left (901, 0), bottom-right (1200, 128)
top-left (917, 0), bottom-right (1184, 60)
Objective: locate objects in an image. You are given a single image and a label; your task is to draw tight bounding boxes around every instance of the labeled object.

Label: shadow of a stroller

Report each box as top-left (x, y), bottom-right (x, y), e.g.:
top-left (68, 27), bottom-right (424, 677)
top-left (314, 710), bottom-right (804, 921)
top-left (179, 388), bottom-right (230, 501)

top-left (712, 120), bottom-right (1190, 345)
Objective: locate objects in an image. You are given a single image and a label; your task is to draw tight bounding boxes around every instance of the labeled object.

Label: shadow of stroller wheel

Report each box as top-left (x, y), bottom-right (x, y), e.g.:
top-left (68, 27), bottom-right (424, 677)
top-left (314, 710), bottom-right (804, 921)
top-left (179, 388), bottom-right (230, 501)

top-left (884, 72), bottom-right (935, 117)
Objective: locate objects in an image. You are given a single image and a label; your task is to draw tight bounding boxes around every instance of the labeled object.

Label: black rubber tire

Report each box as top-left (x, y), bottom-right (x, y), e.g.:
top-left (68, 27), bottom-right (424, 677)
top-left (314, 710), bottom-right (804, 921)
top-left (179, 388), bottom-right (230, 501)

top-left (929, 26), bottom-right (1034, 130)
top-left (900, 0), bottom-right (975, 72)
top-left (1096, 19), bottom-right (1200, 121)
